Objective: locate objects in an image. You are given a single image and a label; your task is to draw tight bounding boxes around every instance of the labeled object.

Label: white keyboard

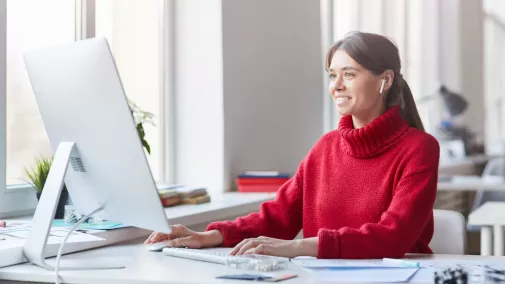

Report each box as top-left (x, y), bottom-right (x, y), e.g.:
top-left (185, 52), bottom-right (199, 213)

top-left (161, 248), bottom-right (289, 271)
top-left (162, 247), bottom-right (228, 264)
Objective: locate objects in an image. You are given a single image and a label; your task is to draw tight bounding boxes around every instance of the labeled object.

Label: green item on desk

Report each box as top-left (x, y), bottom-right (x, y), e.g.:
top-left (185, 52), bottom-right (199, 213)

top-left (52, 219), bottom-right (128, 230)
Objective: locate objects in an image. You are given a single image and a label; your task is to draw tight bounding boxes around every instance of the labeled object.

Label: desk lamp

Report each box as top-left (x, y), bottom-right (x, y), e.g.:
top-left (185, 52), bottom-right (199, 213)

top-left (437, 85), bottom-right (475, 155)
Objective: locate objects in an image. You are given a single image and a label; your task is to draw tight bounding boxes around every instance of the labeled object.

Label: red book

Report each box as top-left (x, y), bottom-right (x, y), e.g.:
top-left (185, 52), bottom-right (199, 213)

top-left (236, 175), bottom-right (290, 192)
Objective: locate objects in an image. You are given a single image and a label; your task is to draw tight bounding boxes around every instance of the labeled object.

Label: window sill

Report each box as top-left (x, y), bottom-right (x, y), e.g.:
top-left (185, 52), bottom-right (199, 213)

top-left (0, 184), bottom-right (38, 218)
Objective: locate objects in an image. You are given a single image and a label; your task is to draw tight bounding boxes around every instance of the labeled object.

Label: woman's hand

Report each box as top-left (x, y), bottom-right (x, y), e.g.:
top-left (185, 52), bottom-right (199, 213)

top-left (144, 225), bottom-right (223, 249)
top-left (229, 236), bottom-right (307, 258)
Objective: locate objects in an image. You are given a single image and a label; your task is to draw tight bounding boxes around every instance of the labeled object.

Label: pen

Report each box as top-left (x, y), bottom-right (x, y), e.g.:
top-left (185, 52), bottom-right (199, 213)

top-left (382, 258), bottom-right (421, 268)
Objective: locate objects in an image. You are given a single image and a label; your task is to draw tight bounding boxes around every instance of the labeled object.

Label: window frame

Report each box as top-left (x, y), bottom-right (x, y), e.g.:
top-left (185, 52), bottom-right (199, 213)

top-left (0, 0), bottom-right (175, 218)
top-left (0, 0), bottom-right (8, 217)
top-left (160, 0), bottom-right (176, 183)
top-left (483, 11), bottom-right (505, 155)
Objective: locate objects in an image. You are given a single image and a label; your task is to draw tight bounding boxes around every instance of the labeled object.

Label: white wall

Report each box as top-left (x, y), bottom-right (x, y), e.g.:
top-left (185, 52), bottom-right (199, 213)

top-left (438, 0), bottom-right (485, 143)
top-left (359, 0), bottom-right (383, 34)
top-left (221, 0), bottom-right (324, 188)
top-left (439, 0), bottom-right (462, 93)
top-left (174, 0), bottom-right (225, 194)
top-left (174, 0), bottom-right (323, 193)
top-left (484, 0), bottom-right (505, 22)
top-left (460, 0), bottom-right (485, 137)
top-left (419, 0), bottom-right (441, 132)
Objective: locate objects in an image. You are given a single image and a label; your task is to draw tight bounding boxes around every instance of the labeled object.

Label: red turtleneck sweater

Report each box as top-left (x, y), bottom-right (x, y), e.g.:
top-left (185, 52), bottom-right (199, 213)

top-left (207, 106), bottom-right (440, 259)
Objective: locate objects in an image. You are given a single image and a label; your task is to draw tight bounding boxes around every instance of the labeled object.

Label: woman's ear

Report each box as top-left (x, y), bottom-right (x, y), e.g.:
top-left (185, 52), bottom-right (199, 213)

top-left (380, 70), bottom-right (395, 94)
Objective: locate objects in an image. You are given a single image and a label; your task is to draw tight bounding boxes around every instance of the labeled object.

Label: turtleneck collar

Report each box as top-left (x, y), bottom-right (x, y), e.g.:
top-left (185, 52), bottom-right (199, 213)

top-left (337, 105), bottom-right (409, 158)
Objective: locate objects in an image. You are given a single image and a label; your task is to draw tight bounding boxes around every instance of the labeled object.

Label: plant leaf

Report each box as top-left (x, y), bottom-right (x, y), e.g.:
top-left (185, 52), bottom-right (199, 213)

top-left (23, 155), bottom-right (53, 192)
top-left (142, 140), bottom-right (151, 155)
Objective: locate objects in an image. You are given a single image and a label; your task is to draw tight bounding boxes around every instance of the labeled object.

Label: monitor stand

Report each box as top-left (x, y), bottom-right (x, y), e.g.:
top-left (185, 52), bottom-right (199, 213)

top-left (23, 142), bottom-right (124, 270)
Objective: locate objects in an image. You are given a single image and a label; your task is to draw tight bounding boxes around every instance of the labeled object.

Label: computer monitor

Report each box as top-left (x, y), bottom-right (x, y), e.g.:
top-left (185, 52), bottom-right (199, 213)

top-left (22, 37), bottom-right (171, 270)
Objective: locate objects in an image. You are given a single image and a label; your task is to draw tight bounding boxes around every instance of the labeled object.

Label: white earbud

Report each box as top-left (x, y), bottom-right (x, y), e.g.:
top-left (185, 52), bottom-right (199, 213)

top-left (379, 78), bottom-right (386, 94)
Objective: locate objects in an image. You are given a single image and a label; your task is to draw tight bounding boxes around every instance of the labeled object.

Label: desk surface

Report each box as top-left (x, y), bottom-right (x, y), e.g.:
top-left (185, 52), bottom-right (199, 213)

top-left (0, 192), bottom-right (276, 269)
top-left (439, 154), bottom-right (490, 169)
top-left (0, 240), bottom-right (313, 284)
top-left (468, 201), bottom-right (505, 225)
top-left (2, 240), bottom-right (505, 284)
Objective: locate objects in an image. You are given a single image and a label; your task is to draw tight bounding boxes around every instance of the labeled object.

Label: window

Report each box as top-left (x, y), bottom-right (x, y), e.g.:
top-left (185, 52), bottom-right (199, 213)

top-left (95, 0), bottom-right (165, 182)
top-left (6, 0), bottom-right (76, 185)
top-left (5, 0), bottom-right (167, 188)
top-left (483, 0), bottom-right (505, 154)
top-left (0, 0), bottom-right (172, 217)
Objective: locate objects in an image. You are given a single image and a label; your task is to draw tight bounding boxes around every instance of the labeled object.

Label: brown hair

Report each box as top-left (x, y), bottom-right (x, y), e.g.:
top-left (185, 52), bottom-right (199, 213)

top-left (325, 31), bottom-right (424, 131)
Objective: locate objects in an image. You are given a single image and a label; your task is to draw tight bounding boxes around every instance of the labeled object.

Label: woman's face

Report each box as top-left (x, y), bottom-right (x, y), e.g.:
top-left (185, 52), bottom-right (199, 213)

top-left (327, 49), bottom-right (386, 118)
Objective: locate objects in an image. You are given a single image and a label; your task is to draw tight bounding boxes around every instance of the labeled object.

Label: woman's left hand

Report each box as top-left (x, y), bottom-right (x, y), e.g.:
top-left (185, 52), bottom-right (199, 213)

top-left (229, 236), bottom-right (303, 258)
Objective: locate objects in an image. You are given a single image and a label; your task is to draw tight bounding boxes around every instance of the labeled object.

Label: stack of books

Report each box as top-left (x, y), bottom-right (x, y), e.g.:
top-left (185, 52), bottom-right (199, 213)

top-left (158, 188), bottom-right (180, 207)
top-left (157, 184), bottom-right (210, 207)
top-left (178, 186), bottom-right (210, 204)
top-left (236, 171), bottom-right (291, 192)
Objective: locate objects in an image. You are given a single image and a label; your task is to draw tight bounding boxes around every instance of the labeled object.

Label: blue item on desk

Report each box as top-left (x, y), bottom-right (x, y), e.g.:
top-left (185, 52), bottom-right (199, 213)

top-left (216, 274), bottom-right (272, 280)
top-left (382, 258), bottom-right (421, 268)
top-left (52, 219), bottom-right (128, 230)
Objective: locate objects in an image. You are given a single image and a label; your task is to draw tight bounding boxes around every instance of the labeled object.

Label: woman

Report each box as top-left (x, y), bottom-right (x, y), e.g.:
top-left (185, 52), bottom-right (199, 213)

top-left (145, 32), bottom-right (440, 259)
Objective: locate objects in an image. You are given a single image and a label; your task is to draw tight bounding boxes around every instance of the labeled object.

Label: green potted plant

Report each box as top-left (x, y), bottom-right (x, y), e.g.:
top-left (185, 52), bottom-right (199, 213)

top-left (24, 155), bottom-right (68, 219)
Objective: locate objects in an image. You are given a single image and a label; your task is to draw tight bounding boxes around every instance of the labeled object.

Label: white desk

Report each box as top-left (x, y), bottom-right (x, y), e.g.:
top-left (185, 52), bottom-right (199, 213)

top-left (436, 155), bottom-right (505, 191)
top-left (468, 202), bottom-right (505, 257)
top-left (439, 154), bottom-right (490, 175)
top-left (2, 192), bottom-right (505, 283)
top-left (0, 240), bottom-right (308, 284)
top-left (437, 175), bottom-right (505, 191)
top-left (1, 240), bottom-right (505, 284)
top-left (0, 192), bottom-right (276, 268)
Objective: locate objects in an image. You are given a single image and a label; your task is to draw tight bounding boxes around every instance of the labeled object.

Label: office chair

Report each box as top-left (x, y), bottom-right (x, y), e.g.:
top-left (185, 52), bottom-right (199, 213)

top-left (431, 209), bottom-right (466, 254)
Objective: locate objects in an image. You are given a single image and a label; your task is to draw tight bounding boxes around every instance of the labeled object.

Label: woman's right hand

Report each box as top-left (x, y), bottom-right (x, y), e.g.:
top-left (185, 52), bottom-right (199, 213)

top-left (144, 225), bottom-right (224, 249)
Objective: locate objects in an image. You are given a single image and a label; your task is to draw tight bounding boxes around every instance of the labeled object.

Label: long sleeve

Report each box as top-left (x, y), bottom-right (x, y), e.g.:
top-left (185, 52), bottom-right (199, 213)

top-left (206, 174), bottom-right (303, 247)
top-left (317, 138), bottom-right (440, 259)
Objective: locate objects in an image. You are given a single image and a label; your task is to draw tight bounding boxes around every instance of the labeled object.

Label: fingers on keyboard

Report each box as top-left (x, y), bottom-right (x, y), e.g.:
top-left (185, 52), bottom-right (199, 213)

top-left (146, 232), bottom-right (169, 244)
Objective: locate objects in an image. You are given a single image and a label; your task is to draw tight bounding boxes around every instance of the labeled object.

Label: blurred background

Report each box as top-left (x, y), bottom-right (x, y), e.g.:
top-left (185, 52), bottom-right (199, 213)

top-left (2, 0), bottom-right (505, 253)
top-left (6, 0), bottom-right (503, 187)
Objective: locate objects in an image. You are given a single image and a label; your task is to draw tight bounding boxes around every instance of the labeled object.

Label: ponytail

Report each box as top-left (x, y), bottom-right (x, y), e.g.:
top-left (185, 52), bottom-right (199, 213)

top-left (399, 78), bottom-right (425, 132)
top-left (383, 74), bottom-right (425, 132)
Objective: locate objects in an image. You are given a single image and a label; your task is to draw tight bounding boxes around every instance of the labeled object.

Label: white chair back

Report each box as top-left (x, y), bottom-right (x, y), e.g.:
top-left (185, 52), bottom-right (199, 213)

top-left (471, 157), bottom-right (505, 212)
top-left (430, 209), bottom-right (466, 254)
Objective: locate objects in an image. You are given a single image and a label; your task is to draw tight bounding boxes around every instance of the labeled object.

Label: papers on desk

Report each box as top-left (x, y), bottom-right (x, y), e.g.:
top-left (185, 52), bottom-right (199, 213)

top-left (292, 259), bottom-right (412, 269)
top-left (294, 258), bottom-right (505, 270)
top-left (292, 259), bottom-right (420, 283)
top-left (0, 222), bottom-right (105, 244)
top-left (315, 268), bottom-right (419, 283)
top-left (0, 221), bottom-right (31, 233)
top-left (294, 258), bottom-right (505, 283)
